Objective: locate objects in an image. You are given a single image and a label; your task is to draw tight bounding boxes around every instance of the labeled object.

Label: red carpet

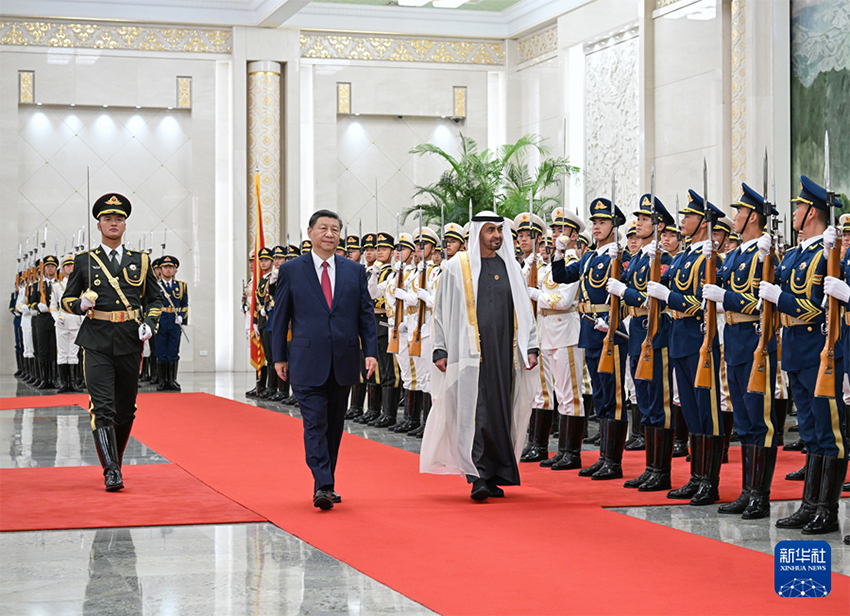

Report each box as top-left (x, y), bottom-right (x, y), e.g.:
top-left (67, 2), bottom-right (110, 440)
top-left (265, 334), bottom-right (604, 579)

top-left (114, 393), bottom-right (846, 616)
top-left (0, 464), bottom-right (266, 532)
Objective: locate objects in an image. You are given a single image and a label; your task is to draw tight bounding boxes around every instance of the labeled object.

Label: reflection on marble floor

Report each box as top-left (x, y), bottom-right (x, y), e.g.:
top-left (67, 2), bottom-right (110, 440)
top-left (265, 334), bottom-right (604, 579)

top-left (0, 524), bottom-right (436, 616)
top-left (1, 372), bottom-right (847, 614)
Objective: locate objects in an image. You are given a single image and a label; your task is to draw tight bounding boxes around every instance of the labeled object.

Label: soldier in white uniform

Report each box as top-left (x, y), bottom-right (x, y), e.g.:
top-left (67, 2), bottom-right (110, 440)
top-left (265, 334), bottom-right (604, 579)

top-left (50, 255), bottom-right (84, 392)
top-left (15, 277), bottom-right (36, 384)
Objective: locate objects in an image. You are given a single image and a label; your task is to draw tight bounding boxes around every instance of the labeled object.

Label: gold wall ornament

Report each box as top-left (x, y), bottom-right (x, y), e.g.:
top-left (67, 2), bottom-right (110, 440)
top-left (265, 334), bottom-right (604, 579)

top-left (300, 32), bottom-right (504, 65)
top-left (247, 62), bottom-right (282, 250)
top-left (518, 25), bottom-right (558, 64)
top-left (730, 0), bottom-right (746, 189)
top-left (0, 18), bottom-right (232, 53)
top-left (655, 0), bottom-right (686, 8)
top-left (453, 86), bottom-right (467, 118)
top-left (19, 70), bottom-right (34, 104)
top-left (337, 82), bottom-right (351, 115)
top-left (177, 77), bottom-right (192, 109)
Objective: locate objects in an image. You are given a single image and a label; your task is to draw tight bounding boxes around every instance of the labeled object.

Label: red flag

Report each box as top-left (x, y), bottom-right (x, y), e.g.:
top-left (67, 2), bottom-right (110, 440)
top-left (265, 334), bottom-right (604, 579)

top-left (249, 172), bottom-right (266, 371)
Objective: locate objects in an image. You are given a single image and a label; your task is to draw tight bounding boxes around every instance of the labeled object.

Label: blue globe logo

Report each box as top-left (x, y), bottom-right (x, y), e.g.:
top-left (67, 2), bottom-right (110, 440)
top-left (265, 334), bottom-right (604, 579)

top-left (777, 578), bottom-right (830, 597)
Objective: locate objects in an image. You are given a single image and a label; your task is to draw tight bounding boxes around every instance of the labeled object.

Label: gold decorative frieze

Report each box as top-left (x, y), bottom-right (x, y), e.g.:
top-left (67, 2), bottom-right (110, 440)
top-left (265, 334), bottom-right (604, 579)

top-left (731, 0), bottom-right (746, 188)
top-left (453, 86), bottom-right (467, 118)
top-left (0, 19), bottom-right (231, 53)
top-left (19, 71), bottom-right (34, 104)
top-left (518, 26), bottom-right (557, 64)
top-left (337, 82), bottom-right (351, 114)
top-left (300, 32), bottom-right (504, 65)
top-left (655, 0), bottom-right (686, 8)
top-left (177, 77), bottom-right (192, 109)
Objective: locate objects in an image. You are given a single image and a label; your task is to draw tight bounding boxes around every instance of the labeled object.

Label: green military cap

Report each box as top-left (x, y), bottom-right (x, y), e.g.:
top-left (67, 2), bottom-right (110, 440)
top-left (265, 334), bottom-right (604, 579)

top-left (160, 255), bottom-right (180, 267)
top-left (93, 193), bottom-right (131, 219)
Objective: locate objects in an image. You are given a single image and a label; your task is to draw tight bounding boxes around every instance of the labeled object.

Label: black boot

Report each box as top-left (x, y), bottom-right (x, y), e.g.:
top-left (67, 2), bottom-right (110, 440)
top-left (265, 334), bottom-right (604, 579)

top-left (268, 367), bottom-right (286, 401)
top-left (668, 434), bottom-right (704, 499)
top-left (541, 415), bottom-right (568, 467)
top-left (14, 353), bottom-right (24, 378)
top-left (776, 453), bottom-right (823, 529)
top-left (258, 366), bottom-right (273, 398)
top-left (92, 425), bottom-right (124, 491)
top-left (579, 418), bottom-right (607, 477)
top-left (149, 357), bottom-right (159, 386)
top-left (624, 427), bottom-right (654, 488)
top-left (802, 456), bottom-right (848, 534)
top-left (672, 405), bottom-right (689, 457)
top-left (690, 435), bottom-right (724, 505)
top-left (392, 389), bottom-right (420, 432)
top-left (783, 437), bottom-right (805, 451)
top-left (624, 406), bottom-right (645, 451)
top-left (56, 364), bottom-right (72, 393)
top-left (139, 357), bottom-right (150, 382)
top-left (520, 408), bottom-right (553, 462)
top-left (774, 398), bottom-right (787, 447)
top-left (785, 464), bottom-right (806, 481)
top-left (37, 360), bottom-right (56, 389)
top-left (170, 360), bottom-right (182, 391)
top-left (22, 357), bottom-right (35, 384)
top-left (74, 362), bottom-right (86, 390)
top-left (113, 422), bottom-right (134, 467)
top-left (356, 385), bottom-right (386, 424)
top-left (583, 393), bottom-right (597, 422)
top-left (280, 379), bottom-right (297, 405)
top-left (592, 419), bottom-right (628, 480)
top-left (410, 393), bottom-right (431, 437)
top-left (345, 383), bottom-right (365, 419)
top-left (551, 415), bottom-right (586, 470)
top-left (157, 362), bottom-right (169, 391)
top-left (718, 443), bottom-right (755, 514)
top-left (742, 446), bottom-right (778, 520)
top-left (640, 428), bottom-right (674, 491)
top-left (721, 412), bottom-right (734, 463)
top-left (371, 387), bottom-right (400, 427)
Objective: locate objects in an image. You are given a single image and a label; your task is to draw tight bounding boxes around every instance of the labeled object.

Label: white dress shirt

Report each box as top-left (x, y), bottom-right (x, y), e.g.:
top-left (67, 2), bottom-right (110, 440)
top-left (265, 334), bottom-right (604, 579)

top-left (311, 250), bottom-right (336, 295)
top-left (100, 243), bottom-right (124, 262)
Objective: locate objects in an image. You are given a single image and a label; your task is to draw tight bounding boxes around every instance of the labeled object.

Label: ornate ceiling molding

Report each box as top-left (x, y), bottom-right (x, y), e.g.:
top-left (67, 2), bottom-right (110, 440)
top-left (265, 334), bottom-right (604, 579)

top-left (0, 18), bottom-right (232, 53)
top-left (517, 24), bottom-right (557, 64)
top-left (300, 31), bottom-right (505, 65)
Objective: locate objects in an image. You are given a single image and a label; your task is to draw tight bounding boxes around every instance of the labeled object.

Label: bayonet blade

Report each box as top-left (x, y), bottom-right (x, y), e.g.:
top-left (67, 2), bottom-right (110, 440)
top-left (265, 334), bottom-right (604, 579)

top-left (824, 130), bottom-right (830, 193)
top-left (763, 147), bottom-right (769, 206)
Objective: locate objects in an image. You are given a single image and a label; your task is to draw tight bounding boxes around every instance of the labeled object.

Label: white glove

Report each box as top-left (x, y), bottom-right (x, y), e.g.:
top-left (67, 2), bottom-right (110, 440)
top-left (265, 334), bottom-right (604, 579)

top-left (642, 240), bottom-right (658, 256)
top-left (253, 324), bottom-right (260, 337)
top-left (138, 323), bottom-right (152, 341)
top-left (606, 278), bottom-right (626, 298)
top-left (417, 288), bottom-right (434, 308)
top-left (824, 225), bottom-right (838, 249)
top-left (417, 261), bottom-right (425, 273)
top-left (270, 268), bottom-right (279, 283)
top-left (824, 276), bottom-right (850, 303)
top-left (397, 321), bottom-right (408, 334)
top-left (758, 281), bottom-right (781, 305)
top-left (594, 317), bottom-right (609, 332)
top-left (175, 315), bottom-right (183, 325)
top-left (393, 288), bottom-right (409, 303)
top-left (553, 236), bottom-right (567, 261)
top-left (757, 233), bottom-right (772, 258)
top-left (524, 254), bottom-right (536, 267)
top-left (80, 296), bottom-right (94, 311)
top-left (260, 307), bottom-right (266, 317)
top-left (528, 287), bottom-right (540, 302)
top-left (701, 283), bottom-right (726, 304)
top-left (606, 243), bottom-right (619, 260)
top-left (699, 239), bottom-right (714, 257)
top-left (37, 302), bottom-right (49, 313)
top-left (393, 260), bottom-right (402, 272)
top-left (646, 281), bottom-right (671, 303)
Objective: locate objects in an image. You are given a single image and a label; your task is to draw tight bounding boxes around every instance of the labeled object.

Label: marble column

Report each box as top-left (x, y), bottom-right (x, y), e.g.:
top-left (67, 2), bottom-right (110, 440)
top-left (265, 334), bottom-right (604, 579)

top-left (247, 60), bottom-right (281, 250)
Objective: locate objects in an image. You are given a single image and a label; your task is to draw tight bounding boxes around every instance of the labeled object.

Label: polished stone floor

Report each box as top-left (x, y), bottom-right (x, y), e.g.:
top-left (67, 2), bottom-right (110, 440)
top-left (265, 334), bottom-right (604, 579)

top-left (1, 371), bottom-right (848, 614)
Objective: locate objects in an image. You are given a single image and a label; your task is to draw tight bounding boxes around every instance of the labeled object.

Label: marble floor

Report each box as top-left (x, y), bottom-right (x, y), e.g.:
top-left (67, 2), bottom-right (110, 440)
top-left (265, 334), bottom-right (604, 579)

top-left (1, 372), bottom-right (848, 615)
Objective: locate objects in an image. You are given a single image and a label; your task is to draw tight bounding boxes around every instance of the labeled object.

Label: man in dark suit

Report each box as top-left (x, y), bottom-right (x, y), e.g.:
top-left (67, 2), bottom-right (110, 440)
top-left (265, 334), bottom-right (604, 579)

top-left (272, 209), bottom-right (378, 510)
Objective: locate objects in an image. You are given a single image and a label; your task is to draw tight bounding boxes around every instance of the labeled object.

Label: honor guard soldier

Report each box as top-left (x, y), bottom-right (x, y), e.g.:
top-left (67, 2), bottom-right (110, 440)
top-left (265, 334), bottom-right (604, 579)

top-left (552, 198), bottom-right (630, 480)
top-left (248, 247), bottom-right (277, 398)
top-left (50, 254), bottom-right (84, 393)
top-left (660, 219), bottom-right (688, 456)
top-left (432, 245), bottom-right (443, 267)
top-left (264, 245), bottom-right (289, 402)
top-left (443, 223), bottom-right (465, 261)
top-left (62, 193), bottom-right (162, 491)
top-left (346, 235), bottom-right (362, 263)
top-left (154, 255), bottom-right (188, 391)
top-left (765, 176), bottom-right (847, 534)
top-left (29, 255), bottom-right (60, 389)
top-left (146, 257), bottom-right (162, 387)
top-left (607, 194), bottom-right (676, 491)
top-left (361, 233), bottom-right (402, 426)
top-left (702, 183), bottom-right (780, 519)
top-left (301, 239), bottom-right (312, 255)
top-left (15, 268), bottom-right (36, 384)
top-left (648, 190), bottom-right (726, 505)
top-left (10, 275), bottom-right (25, 378)
top-left (335, 237), bottom-right (347, 258)
top-left (621, 219), bottom-right (641, 449)
top-left (347, 233), bottom-right (381, 420)
top-left (535, 208), bottom-right (586, 471)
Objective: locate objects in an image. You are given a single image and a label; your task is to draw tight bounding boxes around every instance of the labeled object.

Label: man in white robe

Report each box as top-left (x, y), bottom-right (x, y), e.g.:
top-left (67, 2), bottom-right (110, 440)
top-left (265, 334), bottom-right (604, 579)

top-left (421, 211), bottom-right (540, 501)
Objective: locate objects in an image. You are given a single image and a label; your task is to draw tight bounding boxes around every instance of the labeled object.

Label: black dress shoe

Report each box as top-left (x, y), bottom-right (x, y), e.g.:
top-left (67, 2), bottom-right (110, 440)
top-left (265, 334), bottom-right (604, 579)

top-left (104, 466), bottom-right (124, 491)
top-left (332, 491), bottom-right (341, 504)
top-left (783, 437), bottom-right (805, 451)
top-left (540, 451), bottom-right (565, 467)
top-left (486, 479), bottom-right (504, 497)
top-left (470, 479), bottom-right (490, 501)
top-left (785, 465), bottom-right (805, 481)
top-left (313, 489), bottom-right (333, 510)
top-left (282, 395), bottom-right (299, 406)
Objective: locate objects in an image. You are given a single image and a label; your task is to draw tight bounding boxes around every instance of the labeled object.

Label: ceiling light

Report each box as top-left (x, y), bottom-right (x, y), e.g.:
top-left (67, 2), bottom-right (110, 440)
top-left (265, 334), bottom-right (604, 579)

top-left (103, 104), bottom-right (108, 108)
top-left (70, 103), bottom-right (75, 107)
top-left (36, 102), bottom-right (42, 106)
top-left (432, 0), bottom-right (466, 7)
top-left (354, 112), bottom-right (360, 116)
top-left (135, 105), bottom-right (141, 109)
top-left (168, 106), bottom-right (173, 110)
top-left (441, 115), bottom-right (446, 119)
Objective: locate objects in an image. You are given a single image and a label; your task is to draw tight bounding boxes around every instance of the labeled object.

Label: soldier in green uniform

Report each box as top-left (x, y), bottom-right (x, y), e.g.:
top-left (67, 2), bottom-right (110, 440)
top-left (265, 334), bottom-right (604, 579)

top-left (62, 193), bottom-right (162, 491)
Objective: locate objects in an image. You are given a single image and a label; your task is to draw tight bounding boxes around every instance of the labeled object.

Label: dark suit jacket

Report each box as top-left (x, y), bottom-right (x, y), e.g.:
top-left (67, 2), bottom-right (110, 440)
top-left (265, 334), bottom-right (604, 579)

top-left (62, 247), bottom-right (162, 356)
top-left (271, 253), bottom-right (378, 387)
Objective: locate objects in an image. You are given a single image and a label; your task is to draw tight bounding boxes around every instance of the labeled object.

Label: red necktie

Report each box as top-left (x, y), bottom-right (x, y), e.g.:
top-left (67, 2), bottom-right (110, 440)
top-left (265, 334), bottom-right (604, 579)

top-left (321, 261), bottom-right (333, 309)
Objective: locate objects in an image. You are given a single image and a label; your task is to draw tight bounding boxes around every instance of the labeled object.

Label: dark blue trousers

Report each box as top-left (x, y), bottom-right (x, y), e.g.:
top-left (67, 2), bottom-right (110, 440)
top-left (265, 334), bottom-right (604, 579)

top-left (292, 361), bottom-right (351, 491)
top-left (672, 347), bottom-right (723, 436)
top-left (585, 345), bottom-right (627, 421)
top-left (155, 318), bottom-right (181, 362)
top-left (727, 352), bottom-right (778, 447)
top-left (630, 347), bottom-right (675, 429)
top-left (787, 364), bottom-right (847, 459)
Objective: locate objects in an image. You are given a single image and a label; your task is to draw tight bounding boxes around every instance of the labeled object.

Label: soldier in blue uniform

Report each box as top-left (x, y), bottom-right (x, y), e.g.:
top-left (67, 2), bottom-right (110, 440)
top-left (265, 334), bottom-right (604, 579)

top-left (764, 175), bottom-right (846, 534)
top-left (552, 197), bottom-right (629, 480)
top-left (264, 245), bottom-right (289, 402)
top-left (647, 190), bottom-right (726, 506)
top-left (154, 255), bottom-right (187, 391)
top-left (347, 233), bottom-right (382, 420)
top-left (608, 194), bottom-right (676, 491)
top-left (62, 193), bottom-right (162, 491)
top-left (703, 183), bottom-right (780, 519)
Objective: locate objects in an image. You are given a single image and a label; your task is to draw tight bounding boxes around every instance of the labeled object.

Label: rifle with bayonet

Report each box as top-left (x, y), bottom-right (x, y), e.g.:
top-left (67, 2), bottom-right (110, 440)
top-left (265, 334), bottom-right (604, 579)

top-left (528, 190), bottom-right (539, 312)
top-left (599, 172), bottom-right (622, 375)
top-left (636, 167), bottom-right (659, 381)
top-left (695, 159), bottom-right (717, 389)
top-left (387, 213), bottom-right (404, 354)
top-left (410, 209), bottom-right (426, 357)
top-left (747, 149), bottom-right (776, 394)
top-left (815, 131), bottom-right (839, 398)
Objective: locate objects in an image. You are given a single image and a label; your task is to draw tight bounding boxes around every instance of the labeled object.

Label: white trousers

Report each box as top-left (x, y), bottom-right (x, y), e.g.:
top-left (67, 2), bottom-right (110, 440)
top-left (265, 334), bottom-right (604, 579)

top-left (55, 327), bottom-right (80, 364)
top-left (21, 315), bottom-right (34, 358)
top-left (534, 346), bottom-right (586, 416)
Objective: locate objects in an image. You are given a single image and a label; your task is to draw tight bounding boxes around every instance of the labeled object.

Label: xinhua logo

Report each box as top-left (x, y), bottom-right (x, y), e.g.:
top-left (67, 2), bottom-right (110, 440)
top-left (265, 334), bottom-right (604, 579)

top-left (774, 540), bottom-right (831, 597)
